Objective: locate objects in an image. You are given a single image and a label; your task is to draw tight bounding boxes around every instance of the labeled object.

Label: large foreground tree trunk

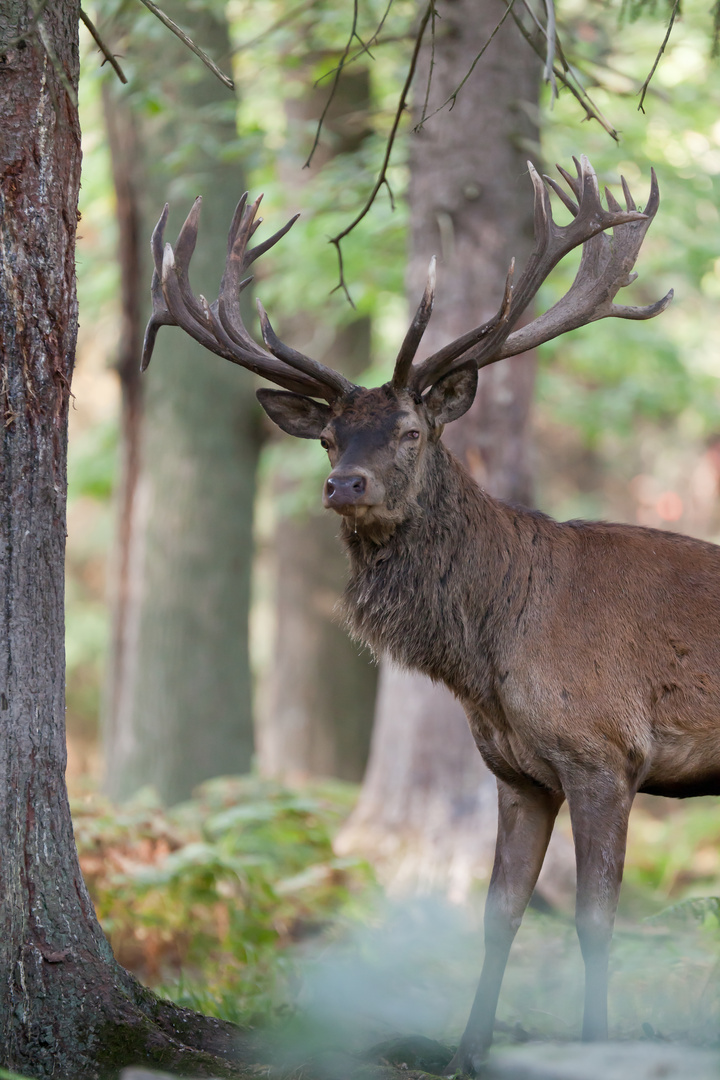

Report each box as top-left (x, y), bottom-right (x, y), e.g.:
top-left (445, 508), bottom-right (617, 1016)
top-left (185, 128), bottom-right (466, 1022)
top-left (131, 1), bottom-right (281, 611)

top-left (337, 0), bottom-right (574, 905)
top-left (0, 5), bottom-right (254, 1073)
top-left (103, 3), bottom-right (259, 805)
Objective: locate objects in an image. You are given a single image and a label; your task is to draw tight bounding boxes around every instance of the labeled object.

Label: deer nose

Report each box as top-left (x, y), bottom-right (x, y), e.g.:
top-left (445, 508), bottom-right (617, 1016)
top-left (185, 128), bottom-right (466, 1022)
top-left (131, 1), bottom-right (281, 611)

top-left (324, 473), bottom-right (367, 507)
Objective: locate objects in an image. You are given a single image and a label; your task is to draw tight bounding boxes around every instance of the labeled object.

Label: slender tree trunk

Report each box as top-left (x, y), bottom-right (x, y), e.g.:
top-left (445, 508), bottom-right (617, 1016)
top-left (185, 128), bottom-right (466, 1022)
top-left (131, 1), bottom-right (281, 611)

top-left (101, 86), bottom-right (144, 752)
top-left (102, 3), bottom-right (260, 805)
top-left (337, 0), bottom-right (574, 903)
top-left (0, 4), bottom-right (253, 1072)
top-left (258, 70), bottom-right (377, 782)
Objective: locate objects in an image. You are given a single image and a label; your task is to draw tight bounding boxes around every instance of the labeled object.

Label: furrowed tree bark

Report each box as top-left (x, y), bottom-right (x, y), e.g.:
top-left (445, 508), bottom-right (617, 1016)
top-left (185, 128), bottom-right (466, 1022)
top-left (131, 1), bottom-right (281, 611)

top-left (0, 4), bottom-right (257, 1073)
top-left (337, 0), bottom-right (573, 904)
top-left (259, 69), bottom-right (377, 783)
top-left (102, 2), bottom-right (260, 805)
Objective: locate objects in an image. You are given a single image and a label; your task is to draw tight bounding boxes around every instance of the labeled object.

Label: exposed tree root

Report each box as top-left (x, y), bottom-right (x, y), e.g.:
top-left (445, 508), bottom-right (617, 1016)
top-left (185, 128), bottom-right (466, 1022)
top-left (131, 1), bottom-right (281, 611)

top-left (4, 951), bottom-right (260, 1080)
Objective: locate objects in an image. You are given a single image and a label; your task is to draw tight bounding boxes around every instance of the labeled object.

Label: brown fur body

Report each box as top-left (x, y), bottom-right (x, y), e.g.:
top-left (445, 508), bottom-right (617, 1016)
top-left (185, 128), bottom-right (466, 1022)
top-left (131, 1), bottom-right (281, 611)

top-left (342, 436), bottom-right (720, 802)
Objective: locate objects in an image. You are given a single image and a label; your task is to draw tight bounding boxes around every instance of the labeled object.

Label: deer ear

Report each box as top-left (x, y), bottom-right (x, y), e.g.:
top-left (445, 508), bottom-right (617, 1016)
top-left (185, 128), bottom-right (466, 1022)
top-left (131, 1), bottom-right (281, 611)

top-left (256, 388), bottom-right (333, 440)
top-left (423, 364), bottom-right (478, 426)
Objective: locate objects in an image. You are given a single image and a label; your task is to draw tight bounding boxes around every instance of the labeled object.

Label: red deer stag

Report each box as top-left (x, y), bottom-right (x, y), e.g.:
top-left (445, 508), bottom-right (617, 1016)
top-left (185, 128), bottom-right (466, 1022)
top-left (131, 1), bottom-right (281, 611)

top-left (143, 158), bottom-right (696, 1075)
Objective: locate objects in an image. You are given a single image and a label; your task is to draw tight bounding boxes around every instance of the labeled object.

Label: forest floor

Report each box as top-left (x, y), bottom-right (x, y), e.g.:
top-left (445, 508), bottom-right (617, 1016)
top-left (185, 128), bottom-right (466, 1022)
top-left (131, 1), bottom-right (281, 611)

top-left (61, 776), bottom-right (720, 1075)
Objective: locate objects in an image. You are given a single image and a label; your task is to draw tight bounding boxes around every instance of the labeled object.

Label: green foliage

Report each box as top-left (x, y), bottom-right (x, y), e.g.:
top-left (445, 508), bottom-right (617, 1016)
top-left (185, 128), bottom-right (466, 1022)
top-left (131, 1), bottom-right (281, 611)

top-left (648, 895), bottom-right (720, 926)
top-left (232, 0), bottom-right (413, 320)
top-left (71, 777), bottom-right (376, 1023)
top-left (625, 798), bottom-right (720, 898)
top-left (537, 0), bottom-right (720, 525)
top-left (68, 419), bottom-right (119, 501)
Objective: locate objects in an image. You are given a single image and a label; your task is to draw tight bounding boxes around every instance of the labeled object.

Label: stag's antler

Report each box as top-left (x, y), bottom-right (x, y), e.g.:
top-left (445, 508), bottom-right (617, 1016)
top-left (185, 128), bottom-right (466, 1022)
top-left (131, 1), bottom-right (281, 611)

top-left (141, 193), bottom-right (357, 402)
top-left (143, 157), bottom-right (670, 404)
top-left (496, 166), bottom-right (673, 361)
top-left (401, 156), bottom-right (670, 393)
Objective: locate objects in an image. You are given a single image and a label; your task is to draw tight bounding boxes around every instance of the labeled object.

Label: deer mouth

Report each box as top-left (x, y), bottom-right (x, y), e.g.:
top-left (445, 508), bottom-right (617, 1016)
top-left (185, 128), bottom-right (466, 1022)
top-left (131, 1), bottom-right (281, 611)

top-left (330, 503), bottom-right (371, 520)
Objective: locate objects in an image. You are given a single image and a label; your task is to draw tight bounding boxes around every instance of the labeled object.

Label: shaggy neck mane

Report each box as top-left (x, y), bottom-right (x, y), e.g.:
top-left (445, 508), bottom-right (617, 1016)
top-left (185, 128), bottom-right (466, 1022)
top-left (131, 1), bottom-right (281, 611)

top-left (339, 442), bottom-right (535, 698)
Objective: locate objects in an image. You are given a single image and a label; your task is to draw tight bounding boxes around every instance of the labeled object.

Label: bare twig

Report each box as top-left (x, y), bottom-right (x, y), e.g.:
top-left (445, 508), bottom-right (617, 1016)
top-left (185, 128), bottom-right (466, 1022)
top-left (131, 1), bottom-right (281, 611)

top-left (79, 9), bottom-right (127, 84)
top-left (136, 0), bottom-right (234, 90)
top-left (555, 63), bottom-right (618, 139)
top-left (415, 0), bottom-right (517, 127)
top-left (315, 0), bottom-right (395, 85)
top-left (509, 1), bottom-right (619, 140)
top-left (543, 0), bottom-right (558, 103)
top-left (419, 1), bottom-right (438, 127)
top-left (638, 0), bottom-right (680, 112)
top-left (328, 0), bottom-right (434, 304)
top-left (304, 0), bottom-right (360, 167)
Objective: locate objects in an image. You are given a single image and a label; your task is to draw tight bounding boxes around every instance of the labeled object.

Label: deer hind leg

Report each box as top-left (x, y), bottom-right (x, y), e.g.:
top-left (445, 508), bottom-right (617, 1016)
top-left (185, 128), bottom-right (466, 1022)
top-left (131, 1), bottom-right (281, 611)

top-left (564, 775), bottom-right (634, 1042)
top-left (446, 781), bottom-right (563, 1078)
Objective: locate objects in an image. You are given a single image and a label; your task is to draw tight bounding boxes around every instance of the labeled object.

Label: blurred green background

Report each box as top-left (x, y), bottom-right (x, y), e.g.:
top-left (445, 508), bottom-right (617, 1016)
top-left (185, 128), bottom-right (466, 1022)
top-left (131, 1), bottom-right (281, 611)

top-left (65, 0), bottom-right (720, 1050)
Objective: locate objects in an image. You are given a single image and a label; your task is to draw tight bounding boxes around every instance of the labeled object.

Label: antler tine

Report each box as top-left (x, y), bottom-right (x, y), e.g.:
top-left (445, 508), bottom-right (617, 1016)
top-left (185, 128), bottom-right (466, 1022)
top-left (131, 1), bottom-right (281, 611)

top-left (410, 157), bottom-right (650, 394)
top-left (160, 243), bottom-right (237, 356)
top-left (217, 195), bottom-right (270, 351)
top-left (556, 157), bottom-right (582, 196)
top-left (171, 197), bottom-right (210, 328)
top-left (151, 202), bottom-right (170, 277)
top-left (644, 166), bottom-right (660, 217)
top-left (257, 301), bottom-right (356, 397)
top-left (142, 204), bottom-right (175, 372)
top-left (214, 196), bottom-right (356, 400)
top-left (226, 191), bottom-right (249, 255)
top-left (544, 174), bottom-right (579, 216)
top-left (408, 261), bottom-right (515, 392)
top-left (246, 213), bottom-right (300, 267)
top-left (216, 197), bottom-right (302, 351)
top-left (392, 257), bottom-right (437, 390)
top-left (621, 175), bottom-right (636, 211)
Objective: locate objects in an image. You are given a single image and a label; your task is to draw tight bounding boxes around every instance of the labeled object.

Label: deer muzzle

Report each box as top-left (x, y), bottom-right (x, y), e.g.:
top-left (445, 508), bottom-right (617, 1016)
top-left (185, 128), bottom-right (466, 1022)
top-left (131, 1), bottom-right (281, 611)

top-left (323, 471), bottom-right (372, 513)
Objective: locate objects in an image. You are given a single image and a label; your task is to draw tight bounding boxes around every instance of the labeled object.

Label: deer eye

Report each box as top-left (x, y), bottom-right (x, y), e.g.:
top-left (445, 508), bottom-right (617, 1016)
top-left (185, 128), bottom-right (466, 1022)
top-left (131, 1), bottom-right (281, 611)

top-left (403, 430), bottom-right (420, 441)
top-left (320, 437), bottom-right (330, 451)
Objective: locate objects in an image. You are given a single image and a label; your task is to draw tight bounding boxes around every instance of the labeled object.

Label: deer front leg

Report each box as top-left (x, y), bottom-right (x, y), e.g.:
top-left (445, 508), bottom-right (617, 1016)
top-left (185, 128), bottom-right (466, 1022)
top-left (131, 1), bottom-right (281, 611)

top-left (564, 776), bottom-right (634, 1042)
top-left (446, 781), bottom-right (563, 1077)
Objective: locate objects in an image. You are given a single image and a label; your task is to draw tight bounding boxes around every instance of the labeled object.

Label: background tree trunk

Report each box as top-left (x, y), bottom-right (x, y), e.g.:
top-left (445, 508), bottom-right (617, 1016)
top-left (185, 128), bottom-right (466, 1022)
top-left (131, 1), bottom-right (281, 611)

top-left (257, 70), bottom-right (377, 782)
top-left (102, 2), bottom-right (260, 805)
top-left (337, 0), bottom-right (573, 904)
top-left (0, 5), bottom-right (251, 1071)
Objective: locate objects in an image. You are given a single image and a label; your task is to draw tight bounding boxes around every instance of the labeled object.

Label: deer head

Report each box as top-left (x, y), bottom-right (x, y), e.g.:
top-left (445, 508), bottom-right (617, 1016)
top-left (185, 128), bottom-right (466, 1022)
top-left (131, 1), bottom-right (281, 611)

top-left (143, 156), bottom-right (671, 540)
